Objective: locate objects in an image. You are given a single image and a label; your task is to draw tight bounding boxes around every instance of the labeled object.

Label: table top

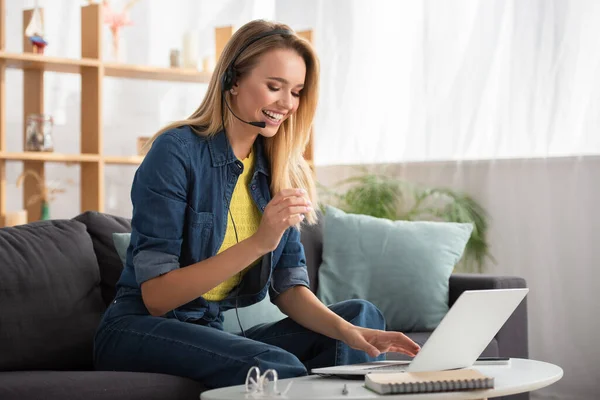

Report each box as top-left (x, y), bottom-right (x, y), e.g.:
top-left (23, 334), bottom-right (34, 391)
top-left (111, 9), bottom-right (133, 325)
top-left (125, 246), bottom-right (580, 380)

top-left (200, 358), bottom-right (563, 400)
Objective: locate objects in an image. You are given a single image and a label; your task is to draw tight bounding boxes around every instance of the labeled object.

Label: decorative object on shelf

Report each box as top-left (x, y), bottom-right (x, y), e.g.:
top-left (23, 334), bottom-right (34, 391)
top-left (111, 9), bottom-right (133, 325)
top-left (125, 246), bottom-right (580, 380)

top-left (2, 210), bottom-right (28, 227)
top-left (169, 49), bottom-right (181, 68)
top-left (318, 170), bottom-right (493, 273)
top-left (16, 171), bottom-right (74, 221)
top-left (102, 0), bottom-right (143, 62)
top-left (25, 0), bottom-right (48, 54)
top-left (137, 136), bottom-right (151, 156)
top-left (25, 113), bottom-right (54, 152)
top-left (182, 30), bottom-right (199, 69)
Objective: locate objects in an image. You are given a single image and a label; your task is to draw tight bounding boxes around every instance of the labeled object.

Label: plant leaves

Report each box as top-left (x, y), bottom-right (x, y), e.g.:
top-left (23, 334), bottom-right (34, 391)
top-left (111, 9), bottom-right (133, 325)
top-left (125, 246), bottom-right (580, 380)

top-left (318, 171), bottom-right (494, 273)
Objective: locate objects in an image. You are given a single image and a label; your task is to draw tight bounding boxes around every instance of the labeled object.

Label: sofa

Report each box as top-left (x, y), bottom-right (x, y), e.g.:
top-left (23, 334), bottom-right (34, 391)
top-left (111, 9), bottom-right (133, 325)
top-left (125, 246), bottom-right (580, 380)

top-left (0, 211), bottom-right (529, 400)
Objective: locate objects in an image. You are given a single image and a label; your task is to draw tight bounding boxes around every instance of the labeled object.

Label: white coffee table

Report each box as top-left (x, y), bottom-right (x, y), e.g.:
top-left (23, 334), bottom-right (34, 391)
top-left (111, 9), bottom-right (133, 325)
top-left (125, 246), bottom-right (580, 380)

top-left (200, 358), bottom-right (563, 400)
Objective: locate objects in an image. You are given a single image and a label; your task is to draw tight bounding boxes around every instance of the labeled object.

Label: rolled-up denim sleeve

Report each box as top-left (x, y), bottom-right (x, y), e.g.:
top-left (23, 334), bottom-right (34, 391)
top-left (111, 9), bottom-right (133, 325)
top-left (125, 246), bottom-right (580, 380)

top-left (269, 226), bottom-right (311, 302)
top-left (130, 132), bottom-right (189, 286)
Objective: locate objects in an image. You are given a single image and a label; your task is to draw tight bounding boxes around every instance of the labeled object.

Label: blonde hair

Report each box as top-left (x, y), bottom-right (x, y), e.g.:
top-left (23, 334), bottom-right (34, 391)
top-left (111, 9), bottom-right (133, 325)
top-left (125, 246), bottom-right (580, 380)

top-left (146, 20), bottom-right (318, 225)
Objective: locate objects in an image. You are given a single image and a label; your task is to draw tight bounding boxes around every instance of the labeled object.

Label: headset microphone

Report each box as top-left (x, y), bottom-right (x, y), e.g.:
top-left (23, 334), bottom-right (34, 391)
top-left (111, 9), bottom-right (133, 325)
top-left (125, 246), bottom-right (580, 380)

top-left (217, 28), bottom-right (293, 337)
top-left (223, 95), bottom-right (266, 129)
top-left (250, 121), bottom-right (266, 128)
top-left (220, 28), bottom-right (292, 131)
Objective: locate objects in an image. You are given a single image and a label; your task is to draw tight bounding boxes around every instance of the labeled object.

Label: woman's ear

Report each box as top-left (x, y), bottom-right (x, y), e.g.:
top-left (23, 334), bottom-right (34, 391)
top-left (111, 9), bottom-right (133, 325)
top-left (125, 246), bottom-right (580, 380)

top-left (230, 82), bottom-right (239, 96)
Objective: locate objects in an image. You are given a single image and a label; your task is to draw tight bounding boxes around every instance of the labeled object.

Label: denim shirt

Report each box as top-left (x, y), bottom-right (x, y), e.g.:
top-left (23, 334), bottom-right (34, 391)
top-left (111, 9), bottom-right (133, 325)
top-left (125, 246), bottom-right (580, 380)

top-left (115, 125), bottom-right (310, 325)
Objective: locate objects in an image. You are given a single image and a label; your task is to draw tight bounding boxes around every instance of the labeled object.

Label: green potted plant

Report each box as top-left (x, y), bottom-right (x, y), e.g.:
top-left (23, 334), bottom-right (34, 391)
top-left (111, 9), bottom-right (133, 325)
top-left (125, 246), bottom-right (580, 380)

top-left (318, 170), bottom-right (494, 273)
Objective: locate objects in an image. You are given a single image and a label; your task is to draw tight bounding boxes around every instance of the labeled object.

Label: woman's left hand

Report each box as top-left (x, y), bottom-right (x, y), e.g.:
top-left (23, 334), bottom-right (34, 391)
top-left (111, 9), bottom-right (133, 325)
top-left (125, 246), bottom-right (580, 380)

top-left (340, 326), bottom-right (421, 358)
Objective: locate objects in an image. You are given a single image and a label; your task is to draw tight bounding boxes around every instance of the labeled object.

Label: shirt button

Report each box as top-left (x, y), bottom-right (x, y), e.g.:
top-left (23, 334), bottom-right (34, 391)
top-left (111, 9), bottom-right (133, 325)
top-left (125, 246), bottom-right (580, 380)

top-left (251, 184), bottom-right (257, 191)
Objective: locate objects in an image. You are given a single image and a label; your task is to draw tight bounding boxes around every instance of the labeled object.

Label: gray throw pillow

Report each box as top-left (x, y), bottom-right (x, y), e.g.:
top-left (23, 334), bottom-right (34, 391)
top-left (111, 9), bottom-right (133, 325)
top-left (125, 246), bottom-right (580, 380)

top-left (0, 220), bottom-right (105, 371)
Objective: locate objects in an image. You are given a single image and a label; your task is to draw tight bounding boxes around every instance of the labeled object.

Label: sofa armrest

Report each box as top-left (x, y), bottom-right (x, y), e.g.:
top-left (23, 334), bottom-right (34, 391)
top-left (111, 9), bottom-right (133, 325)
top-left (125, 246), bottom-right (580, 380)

top-left (449, 273), bottom-right (529, 359)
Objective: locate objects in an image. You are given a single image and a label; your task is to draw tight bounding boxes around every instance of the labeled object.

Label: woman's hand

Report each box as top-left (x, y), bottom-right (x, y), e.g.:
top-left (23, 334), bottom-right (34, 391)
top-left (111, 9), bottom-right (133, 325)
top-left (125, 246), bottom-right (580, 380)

top-left (340, 326), bottom-right (421, 358)
top-left (251, 188), bottom-right (312, 254)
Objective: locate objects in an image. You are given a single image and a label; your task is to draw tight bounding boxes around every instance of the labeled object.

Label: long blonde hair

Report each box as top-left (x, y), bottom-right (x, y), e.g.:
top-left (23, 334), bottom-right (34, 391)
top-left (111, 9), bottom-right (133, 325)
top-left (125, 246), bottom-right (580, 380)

top-left (146, 20), bottom-right (318, 225)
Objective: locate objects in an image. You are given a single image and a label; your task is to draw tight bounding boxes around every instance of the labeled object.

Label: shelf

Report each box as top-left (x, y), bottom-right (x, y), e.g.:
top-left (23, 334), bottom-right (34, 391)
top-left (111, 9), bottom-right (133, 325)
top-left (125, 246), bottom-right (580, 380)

top-left (0, 51), bottom-right (100, 74)
top-left (0, 152), bottom-right (100, 162)
top-left (103, 155), bottom-right (145, 165)
top-left (0, 2), bottom-right (314, 225)
top-left (0, 52), bottom-right (211, 83)
top-left (0, 153), bottom-right (146, 165)
top-left (104, 63), bottom-right (212, 83)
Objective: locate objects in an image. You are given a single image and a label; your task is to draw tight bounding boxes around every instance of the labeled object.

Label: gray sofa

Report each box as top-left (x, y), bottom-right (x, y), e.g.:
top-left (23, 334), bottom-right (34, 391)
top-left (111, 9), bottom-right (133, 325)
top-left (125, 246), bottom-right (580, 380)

top-left (0, 211), bottom-right (529, 400)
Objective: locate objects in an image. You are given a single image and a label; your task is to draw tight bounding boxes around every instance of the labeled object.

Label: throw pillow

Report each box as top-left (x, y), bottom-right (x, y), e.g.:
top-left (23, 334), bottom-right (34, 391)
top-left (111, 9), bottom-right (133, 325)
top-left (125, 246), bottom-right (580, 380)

top-left (0, 220), bottom-right (105, 371)
top-left (317, 205), bottom-right (473, 332)
top-left (112, 232), bottom-right (131, 267)
top-left (221, 294), bottom-right (287, 333)
top-left (73, 211), bottom-right (131, 306)
top-left (111, 233), bottom-right (286, 330)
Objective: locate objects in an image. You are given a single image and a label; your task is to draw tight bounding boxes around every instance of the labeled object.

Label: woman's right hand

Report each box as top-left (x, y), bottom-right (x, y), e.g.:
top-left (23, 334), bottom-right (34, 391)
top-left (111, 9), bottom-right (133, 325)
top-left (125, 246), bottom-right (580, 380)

top-left (251, 188), bottom-right (313, 253)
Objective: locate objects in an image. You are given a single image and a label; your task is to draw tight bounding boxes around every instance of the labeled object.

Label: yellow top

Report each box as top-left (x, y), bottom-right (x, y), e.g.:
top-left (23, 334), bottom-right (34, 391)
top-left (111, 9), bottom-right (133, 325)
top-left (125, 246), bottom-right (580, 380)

top-left (201, 150), bottom-right (262, 301)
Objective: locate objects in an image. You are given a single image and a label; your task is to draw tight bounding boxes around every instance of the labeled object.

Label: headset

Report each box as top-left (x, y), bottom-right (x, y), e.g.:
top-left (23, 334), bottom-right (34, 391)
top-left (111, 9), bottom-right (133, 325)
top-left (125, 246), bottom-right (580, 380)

top-left (220, 29), bottom-right (294, 129)
top-left (221, 28), bottom-right (294, 337)
top-left (221, 28), bottom-right (294, 93)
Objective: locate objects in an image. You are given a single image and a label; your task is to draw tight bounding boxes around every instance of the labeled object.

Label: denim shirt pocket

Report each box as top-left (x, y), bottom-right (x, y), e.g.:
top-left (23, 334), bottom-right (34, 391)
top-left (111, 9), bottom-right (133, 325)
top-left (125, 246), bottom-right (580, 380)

top-left (183, 206), bottom-right (214, 262)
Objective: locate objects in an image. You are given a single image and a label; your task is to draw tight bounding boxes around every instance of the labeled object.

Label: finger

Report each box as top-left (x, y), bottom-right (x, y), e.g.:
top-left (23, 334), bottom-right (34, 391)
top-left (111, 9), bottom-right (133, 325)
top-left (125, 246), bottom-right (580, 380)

top-left (279, 205), bottom-right (313, 217)
top-left (365, 344), bottom-right (381, 358)
top-left (270, 188), bottom-right (306, 207)
top-left (405, 339), bottom-right (421, 352)
top-left (382, 331), bottom-right (421, 352)
top-left (273, 195), bottom-right (310, 214)
top-left (354, 336), bottom-right (381, 358)
top-left (284, 213), bottom-right (305, 226)
top-left (387, 346), bottom-right (419, 357)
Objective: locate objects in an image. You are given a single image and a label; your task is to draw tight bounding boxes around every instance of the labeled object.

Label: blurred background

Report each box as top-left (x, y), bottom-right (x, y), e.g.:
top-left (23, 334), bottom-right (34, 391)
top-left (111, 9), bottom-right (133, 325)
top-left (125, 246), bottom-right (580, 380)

top-left (2, 1), bottom-right (599, 399)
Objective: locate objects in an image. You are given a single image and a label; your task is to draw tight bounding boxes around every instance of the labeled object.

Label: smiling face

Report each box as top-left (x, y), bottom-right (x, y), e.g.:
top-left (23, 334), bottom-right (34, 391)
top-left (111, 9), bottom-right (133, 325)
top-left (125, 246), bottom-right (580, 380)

top-left (231, 48), bottom-right (306, 138)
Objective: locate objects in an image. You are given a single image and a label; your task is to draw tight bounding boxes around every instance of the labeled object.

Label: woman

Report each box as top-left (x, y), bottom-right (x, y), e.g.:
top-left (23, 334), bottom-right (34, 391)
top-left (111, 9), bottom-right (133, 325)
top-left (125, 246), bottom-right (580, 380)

top-left (94, 19), bottom-right (420, 388)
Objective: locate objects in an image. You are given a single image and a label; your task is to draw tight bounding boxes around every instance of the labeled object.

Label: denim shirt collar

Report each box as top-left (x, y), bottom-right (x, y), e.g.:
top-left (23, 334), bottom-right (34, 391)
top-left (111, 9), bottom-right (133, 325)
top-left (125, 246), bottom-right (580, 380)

top-left (207, 130), bottom-right (270, 177)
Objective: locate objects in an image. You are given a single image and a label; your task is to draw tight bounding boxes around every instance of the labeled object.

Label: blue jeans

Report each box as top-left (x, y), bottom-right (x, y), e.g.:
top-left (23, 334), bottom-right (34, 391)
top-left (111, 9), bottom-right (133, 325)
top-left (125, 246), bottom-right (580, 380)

top-left (94, 292), bottom-right (386, 389)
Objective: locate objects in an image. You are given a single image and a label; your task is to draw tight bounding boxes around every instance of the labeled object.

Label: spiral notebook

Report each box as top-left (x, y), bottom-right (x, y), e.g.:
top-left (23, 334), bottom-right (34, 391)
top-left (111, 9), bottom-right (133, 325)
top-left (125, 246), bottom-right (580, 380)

top-left (364, 369), bottom-right (494, 395)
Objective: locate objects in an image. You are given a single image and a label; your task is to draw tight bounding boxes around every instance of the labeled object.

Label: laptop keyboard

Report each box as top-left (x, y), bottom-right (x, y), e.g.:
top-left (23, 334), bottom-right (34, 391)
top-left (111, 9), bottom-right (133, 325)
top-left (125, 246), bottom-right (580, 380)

top-left (365, 364), bottom-right (408, 371)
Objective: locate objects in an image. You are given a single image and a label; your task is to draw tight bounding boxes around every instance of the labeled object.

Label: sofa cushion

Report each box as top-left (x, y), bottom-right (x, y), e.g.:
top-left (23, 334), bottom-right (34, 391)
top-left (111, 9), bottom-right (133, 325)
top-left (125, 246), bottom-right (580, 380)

top-left (73, 211), bottom-right (131, 305)
top-left (0, 220), bottom-right (105, 371)
top-left (317, 206), bottom-right (473, 332)
top-left (0, 371), bottom-right (205, 400)
top-left (112, 232), bottom-right (130, 267)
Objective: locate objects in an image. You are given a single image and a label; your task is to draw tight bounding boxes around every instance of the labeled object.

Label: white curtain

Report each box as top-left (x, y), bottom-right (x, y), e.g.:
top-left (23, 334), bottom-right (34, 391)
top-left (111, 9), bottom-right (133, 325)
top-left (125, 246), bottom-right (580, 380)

top-left (311, 0), bottom-right (600, 165)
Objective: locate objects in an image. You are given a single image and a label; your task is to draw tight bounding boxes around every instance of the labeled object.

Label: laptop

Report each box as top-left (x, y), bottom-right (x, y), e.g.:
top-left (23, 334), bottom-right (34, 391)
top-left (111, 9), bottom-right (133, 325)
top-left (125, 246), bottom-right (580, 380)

top-left (311, 288), bottom-right (528, 376)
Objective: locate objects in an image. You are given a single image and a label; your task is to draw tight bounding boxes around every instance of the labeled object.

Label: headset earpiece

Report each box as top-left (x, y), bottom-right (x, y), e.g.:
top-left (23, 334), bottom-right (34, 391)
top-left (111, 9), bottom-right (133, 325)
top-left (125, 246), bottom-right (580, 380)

top-left (220, 28), bottom-right (294, 130)
top-left (221, 67), bottom-right (236, 92)
top-left (221, 28), bottom-right (293, 94)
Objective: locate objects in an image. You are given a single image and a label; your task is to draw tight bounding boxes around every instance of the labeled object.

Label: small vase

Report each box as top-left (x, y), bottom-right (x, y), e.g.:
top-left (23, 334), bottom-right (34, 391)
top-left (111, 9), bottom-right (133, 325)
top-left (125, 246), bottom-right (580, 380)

top-left (40, 201), bottom-right (50, 220)
top-left (110, 27), bottom-right (124, 62)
